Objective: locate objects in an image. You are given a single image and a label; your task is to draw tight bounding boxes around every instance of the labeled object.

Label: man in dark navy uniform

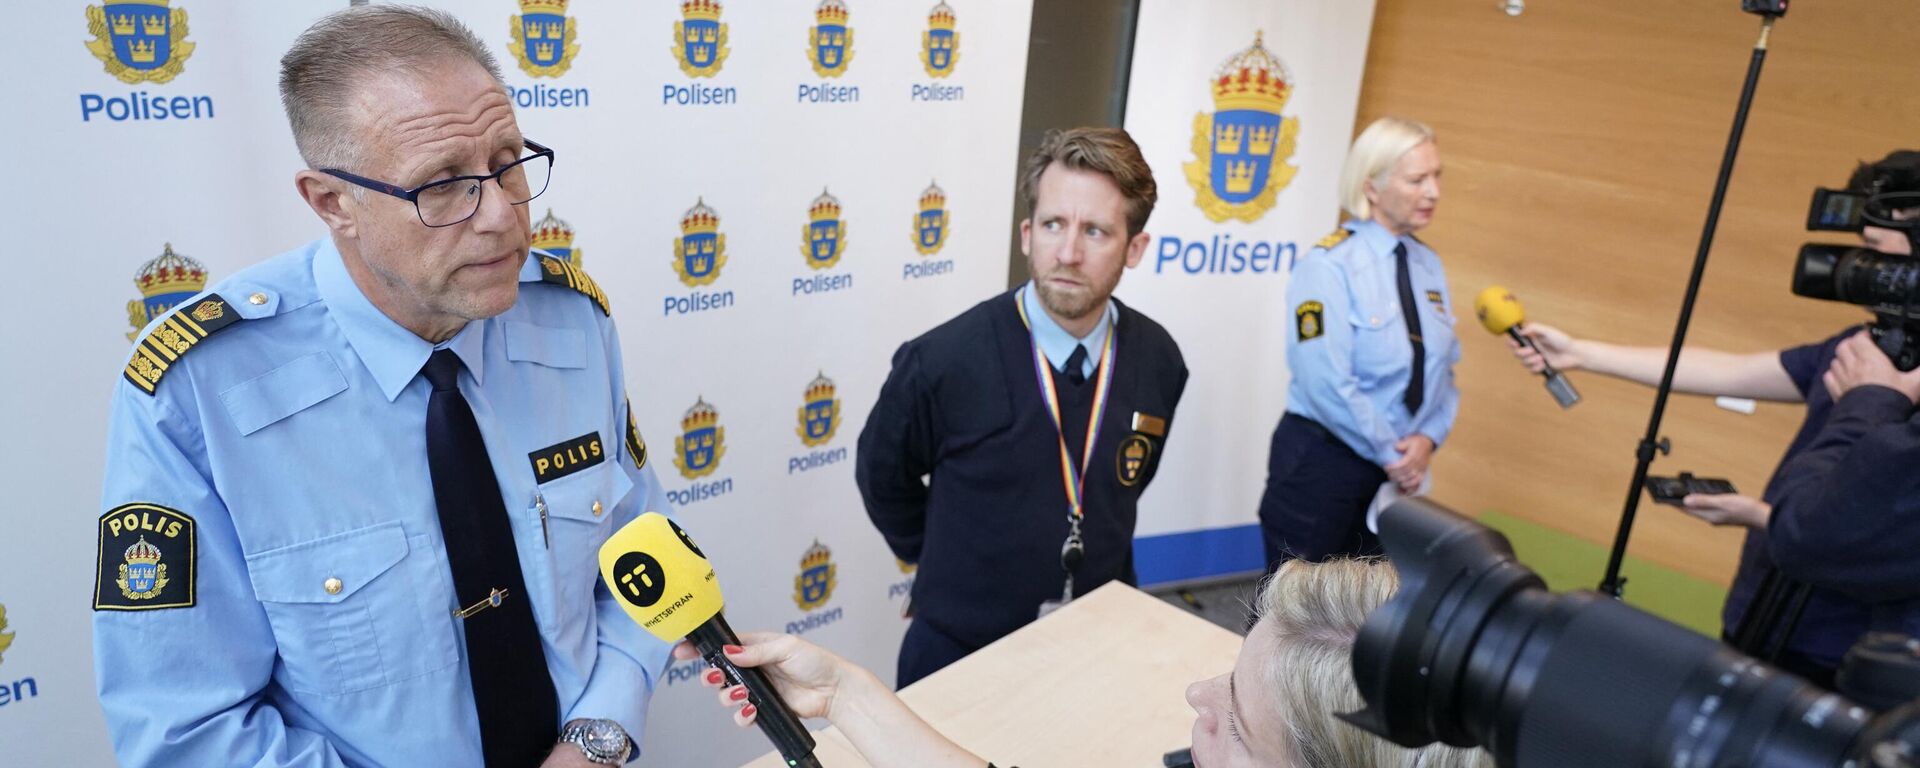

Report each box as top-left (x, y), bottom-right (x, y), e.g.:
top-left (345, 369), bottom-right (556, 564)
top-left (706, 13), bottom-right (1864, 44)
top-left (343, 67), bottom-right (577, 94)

top-left (857, 128), bottom-right (1188, 686)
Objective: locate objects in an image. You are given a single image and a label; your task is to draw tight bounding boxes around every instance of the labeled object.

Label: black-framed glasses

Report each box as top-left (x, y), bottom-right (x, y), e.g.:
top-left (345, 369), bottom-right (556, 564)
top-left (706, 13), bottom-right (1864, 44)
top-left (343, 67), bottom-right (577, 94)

top-left (321, 139), bottom-right (555, 228)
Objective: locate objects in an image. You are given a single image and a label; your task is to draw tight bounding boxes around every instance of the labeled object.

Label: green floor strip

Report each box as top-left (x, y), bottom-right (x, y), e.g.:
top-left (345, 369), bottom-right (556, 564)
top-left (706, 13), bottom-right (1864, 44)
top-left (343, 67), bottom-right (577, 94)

top-left (1477, 511), bottom-right (1730, 637)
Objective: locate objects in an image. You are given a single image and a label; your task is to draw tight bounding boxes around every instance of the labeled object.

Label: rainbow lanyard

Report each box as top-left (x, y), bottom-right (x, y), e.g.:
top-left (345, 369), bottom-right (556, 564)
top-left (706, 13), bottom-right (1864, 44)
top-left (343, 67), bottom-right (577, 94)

top-left (1014, 288), bottom-right (1118, 533)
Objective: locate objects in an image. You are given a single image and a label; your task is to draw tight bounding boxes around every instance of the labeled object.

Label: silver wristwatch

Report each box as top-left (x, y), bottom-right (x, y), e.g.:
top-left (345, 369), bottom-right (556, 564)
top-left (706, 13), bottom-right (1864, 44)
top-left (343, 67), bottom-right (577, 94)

top-left (560, 718), bottom-right (632, 765)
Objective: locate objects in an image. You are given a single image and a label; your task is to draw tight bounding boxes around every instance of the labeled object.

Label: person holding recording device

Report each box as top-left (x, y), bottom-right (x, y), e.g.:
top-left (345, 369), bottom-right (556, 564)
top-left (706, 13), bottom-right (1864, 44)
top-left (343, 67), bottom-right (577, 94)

top-left (1502, 150), bottom-right (1920, 687)
top-left (1257, 117), bottom-right (1460, 567)
top-left (666, 558), bottom-right (1488, 768)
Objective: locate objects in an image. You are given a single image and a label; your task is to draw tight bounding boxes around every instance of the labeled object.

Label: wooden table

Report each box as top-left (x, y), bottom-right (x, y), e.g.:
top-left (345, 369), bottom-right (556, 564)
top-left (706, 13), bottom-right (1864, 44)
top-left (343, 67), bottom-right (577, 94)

top-left (742, 581), bottom-right (1243, 767)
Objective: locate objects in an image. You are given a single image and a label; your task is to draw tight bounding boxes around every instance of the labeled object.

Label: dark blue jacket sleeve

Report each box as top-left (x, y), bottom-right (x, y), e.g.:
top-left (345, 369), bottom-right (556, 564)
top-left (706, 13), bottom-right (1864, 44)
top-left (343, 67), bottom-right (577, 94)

top-left (1768, 385), bottom-right (1920, 602)
top-left (856, 342), bottom-right (937, 562)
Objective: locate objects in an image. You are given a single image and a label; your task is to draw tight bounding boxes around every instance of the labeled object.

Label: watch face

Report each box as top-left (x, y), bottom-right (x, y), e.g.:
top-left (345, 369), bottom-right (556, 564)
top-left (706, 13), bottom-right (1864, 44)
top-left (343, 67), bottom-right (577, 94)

top-left (585, 721), bottom-right (627, 756)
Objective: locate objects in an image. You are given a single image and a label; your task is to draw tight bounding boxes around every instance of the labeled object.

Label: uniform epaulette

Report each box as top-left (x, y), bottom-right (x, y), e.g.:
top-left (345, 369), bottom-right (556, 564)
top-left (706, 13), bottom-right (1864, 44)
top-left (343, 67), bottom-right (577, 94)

top-left (124, 294), bottom-right (244, 396)
top-left (1315, 228), bottom-right (1353, 250)
top-left (535, 253), bottom-right (610, 316)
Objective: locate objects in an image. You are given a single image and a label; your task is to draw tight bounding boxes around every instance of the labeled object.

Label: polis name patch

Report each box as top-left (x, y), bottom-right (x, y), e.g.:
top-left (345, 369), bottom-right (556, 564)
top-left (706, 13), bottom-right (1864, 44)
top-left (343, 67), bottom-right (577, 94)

top-left (95, 503), bottom-right (196, 611)
top-left (530, 432), bottom-right (605, 483)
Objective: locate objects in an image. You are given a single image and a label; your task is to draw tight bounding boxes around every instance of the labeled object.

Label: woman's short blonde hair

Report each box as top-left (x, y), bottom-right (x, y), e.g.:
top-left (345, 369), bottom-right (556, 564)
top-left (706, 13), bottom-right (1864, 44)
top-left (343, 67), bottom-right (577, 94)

top-left (1255, 559), bottom-right (1489, 768)
top-left (1339, 117), bottom-right (1436, 220)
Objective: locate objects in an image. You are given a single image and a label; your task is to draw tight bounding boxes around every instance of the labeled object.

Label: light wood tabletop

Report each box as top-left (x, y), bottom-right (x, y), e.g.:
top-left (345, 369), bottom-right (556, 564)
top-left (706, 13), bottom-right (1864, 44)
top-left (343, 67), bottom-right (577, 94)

top-left (742, 581), bottom-right (1243, 767)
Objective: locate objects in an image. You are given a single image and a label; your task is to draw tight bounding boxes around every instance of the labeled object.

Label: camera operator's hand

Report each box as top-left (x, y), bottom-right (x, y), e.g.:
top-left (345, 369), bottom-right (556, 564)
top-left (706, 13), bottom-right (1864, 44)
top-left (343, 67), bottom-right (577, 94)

top-left (1507, 323), bottom-right (1584, 373)
top-left (1680, 493), bottom-right (1770, 529)
top-left (1823, 330), bottom-right (1920, 404)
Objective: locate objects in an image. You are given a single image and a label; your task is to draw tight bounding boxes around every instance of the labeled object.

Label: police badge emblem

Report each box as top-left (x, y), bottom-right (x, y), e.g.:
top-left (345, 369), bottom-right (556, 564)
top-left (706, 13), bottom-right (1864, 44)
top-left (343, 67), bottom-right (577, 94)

top-left (796, 373), bottom-right (841, 447)
top-left (793, 541), bottom-right (837, 611)
top-left (1117, 434), bottom-right (1154, 487)
top-left (1296, 300), bottom-right (1325, 342)
top-left (1183, 32), bottom-right (1300, 224)
top-left (912, 181), bottom-right (949, 256)
top-left (95, 503), bottom-right (196, 611)
top-left (85, 1), bottom-right (196, 85)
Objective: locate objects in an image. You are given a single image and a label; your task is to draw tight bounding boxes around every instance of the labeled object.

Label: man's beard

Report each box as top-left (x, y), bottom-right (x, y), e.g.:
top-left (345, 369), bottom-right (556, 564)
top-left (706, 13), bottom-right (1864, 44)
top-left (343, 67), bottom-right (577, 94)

top-left (1033, 264), bottom-right (1122, 323)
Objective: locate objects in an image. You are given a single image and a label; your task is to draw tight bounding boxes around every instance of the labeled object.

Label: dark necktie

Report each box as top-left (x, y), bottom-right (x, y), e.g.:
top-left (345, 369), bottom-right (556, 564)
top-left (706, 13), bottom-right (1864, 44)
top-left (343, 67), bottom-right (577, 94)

top-left (1394, 242), bottom-right (1426, 415)
top-left (1063, 343), bottom-right (1090, 386)
top-left (422, 349), bottom-right (559, 767)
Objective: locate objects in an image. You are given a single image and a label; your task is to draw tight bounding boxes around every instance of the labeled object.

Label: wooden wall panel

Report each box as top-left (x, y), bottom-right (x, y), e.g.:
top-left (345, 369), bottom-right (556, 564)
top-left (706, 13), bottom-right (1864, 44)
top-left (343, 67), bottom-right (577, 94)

top-left (1353, 0), bottom-right (1920, 584)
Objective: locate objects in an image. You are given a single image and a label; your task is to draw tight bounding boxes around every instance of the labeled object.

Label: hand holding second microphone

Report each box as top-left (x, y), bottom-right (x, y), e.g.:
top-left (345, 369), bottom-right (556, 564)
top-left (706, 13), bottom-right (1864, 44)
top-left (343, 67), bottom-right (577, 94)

top-left (1507, 322), bottom-right (1583, 374)
top-left (1475, 286), bottom-right (1582, 409)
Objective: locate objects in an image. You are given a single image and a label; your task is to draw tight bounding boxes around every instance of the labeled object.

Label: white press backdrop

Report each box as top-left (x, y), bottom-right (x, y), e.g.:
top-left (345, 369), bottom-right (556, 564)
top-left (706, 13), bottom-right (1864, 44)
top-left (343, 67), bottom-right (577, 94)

top-left (1120, 0), bottom-right (1379, 584)
top-left (0, 1), bottom-right (1028, 766)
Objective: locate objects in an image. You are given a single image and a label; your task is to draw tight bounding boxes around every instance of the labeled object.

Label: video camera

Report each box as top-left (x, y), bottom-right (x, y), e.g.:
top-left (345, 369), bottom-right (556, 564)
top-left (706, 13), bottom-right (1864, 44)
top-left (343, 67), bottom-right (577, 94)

top-left (1340, 498), bottom-right (1920, 767)
top-left (1791, 156), bottom-right (1920, 369)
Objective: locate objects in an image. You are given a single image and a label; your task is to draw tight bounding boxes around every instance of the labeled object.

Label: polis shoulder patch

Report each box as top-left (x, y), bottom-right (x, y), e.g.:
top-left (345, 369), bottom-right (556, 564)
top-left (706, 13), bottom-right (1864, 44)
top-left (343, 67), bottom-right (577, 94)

top-left (95, 503), bottom-right (196, 611)
top-left (1296, 300), bottom-right (1326, 341)
top-left (625, 396), bottom-right (649, 470)
top-left (124, 294), bottom-right (243, 396)
top-left (1315, 228), bottom-right (1352, 250)
top-left (536, 253), bottom-right (611, 316)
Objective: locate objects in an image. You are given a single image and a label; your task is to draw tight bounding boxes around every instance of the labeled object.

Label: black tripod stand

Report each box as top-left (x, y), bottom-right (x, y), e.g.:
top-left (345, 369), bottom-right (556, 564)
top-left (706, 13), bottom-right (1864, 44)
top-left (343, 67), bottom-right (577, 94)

top-left (1599, 3), bottom-right (1788, 598)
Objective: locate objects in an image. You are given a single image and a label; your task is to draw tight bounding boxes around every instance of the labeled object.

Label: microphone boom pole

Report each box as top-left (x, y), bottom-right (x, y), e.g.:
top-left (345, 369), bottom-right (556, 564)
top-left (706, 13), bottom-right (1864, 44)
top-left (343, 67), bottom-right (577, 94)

top-left (1599, 8), bottom-right (1783, 598)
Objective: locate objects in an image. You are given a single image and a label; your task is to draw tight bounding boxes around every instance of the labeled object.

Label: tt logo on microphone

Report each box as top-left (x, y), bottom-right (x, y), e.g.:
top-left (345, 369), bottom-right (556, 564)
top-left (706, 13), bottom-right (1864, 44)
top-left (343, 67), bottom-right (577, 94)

top-left (612, 551), bottom-right (669, 608)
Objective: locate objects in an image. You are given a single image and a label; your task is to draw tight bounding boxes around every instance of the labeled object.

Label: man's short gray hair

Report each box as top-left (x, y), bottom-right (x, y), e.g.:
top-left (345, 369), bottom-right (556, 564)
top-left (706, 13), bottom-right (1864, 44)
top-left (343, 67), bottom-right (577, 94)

top-left (279, 5), bottom-right (504, 173)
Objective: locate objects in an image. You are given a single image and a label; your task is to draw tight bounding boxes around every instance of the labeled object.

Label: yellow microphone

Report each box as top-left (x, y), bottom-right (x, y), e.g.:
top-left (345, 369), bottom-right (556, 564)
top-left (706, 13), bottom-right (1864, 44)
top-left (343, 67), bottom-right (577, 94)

top-left (599, 513), bottom-right (821, 768)
top-left (1474, 286), bottom-right (1581, 409)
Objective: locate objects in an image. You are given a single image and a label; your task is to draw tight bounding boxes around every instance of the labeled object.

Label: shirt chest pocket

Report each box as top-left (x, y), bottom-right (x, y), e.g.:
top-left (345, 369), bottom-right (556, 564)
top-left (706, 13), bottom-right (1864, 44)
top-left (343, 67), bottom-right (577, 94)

top-left (1349, 307), bottom-right (1409, 384)
top-left (534, 464), bottom-right (632, 625)
top-left (246, 521), bottom-right (459, 696)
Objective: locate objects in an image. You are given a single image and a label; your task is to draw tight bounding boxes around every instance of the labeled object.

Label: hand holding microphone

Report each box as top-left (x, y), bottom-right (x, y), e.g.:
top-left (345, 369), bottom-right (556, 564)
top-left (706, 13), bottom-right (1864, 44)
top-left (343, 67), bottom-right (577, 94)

top-left (1474, 286), bottom-right (1582, 409)
top-left (598, 513), bottom-right (823, 768)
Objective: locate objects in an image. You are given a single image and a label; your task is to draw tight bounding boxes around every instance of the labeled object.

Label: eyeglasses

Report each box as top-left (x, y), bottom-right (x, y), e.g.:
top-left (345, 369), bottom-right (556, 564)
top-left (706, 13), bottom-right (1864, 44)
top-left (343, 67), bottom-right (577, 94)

top-left (321, 139), bottom-right (555, 228)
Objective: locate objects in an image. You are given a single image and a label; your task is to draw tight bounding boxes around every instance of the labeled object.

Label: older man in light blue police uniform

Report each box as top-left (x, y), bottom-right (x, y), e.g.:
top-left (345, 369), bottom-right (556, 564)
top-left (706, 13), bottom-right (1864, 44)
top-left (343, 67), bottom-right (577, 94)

top-left (95, 8), bottom-right (667, 767)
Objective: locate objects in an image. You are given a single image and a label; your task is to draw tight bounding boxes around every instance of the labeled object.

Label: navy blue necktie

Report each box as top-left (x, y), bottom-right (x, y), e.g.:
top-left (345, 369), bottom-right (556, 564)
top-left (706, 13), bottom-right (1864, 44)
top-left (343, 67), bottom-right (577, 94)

top-left (1394, 243), bottom-right (1426, 415)
top-left (1063, 343), bottom-right (1090, 386)
top-left (422, 350), bottom-right (558, 767)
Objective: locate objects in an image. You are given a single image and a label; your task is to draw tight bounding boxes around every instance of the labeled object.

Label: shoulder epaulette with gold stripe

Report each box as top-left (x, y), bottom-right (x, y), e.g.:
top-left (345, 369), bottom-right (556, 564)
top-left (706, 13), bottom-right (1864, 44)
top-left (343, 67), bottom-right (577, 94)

top-left (1315, 228), bottom-right (1353, 250)
top-left (124, 294), bottom-right (243, 396)
top-left (535, 254), bottom-right (610, 316)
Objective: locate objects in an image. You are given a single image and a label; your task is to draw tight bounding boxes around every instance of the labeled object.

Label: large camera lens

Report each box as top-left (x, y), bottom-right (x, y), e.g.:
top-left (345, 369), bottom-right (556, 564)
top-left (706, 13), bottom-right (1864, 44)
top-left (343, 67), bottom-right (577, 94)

top-left (1794, 244), bottom-right (1920, 311)
top-left (1342, 499), bottom-right (1874, 767)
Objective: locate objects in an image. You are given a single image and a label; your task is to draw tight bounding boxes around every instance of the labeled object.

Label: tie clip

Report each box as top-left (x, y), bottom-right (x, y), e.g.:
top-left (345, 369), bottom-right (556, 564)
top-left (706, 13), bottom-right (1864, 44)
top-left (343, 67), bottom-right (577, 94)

top-left (454, 587), bottom-right (510, 620)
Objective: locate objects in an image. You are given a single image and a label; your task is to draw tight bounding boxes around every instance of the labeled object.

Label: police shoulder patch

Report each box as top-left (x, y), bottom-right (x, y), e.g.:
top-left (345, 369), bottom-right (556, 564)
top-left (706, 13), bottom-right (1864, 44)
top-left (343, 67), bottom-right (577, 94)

top-left (535, 253), bottom-right (611, 316)
top-left (1315, 228), bottom-right (1353, 250)
top-left (1296, 300), bottom-right (1326, 341)
top-left (625, 396), bottom-right (649, 470)
top-left (124, 294), bottom-right (244, 396)
top-left (95, 503), bottom-right (196, 611)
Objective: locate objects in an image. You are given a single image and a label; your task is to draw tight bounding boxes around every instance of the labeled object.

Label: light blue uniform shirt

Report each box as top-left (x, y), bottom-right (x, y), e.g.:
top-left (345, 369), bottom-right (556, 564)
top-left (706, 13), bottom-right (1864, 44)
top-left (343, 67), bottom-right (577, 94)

top-left (1019, 280), bottom-right (1115, 378)
top-left (96, 238), bottom-right (673, 767)
top-left (1284, 220), bottom-right (1461, 466)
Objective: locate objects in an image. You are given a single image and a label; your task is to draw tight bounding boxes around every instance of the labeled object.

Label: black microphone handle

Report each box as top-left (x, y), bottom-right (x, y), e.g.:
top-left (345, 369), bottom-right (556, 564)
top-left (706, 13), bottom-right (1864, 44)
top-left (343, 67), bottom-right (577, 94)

top-left (1507, 325), bottom-right (1582, 408)
top-left (1505, 325), bottom-right (1562, 378)
top-left (688, 614), bottom-right (823, 768)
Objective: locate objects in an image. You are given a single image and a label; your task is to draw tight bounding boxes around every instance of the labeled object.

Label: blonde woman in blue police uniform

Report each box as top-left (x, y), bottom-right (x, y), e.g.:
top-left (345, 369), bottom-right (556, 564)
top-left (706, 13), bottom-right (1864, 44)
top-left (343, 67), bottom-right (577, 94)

top-left (95, 9), bottom-right (668, 767)
top-left (1256, 118), bottom-right (1459, 567)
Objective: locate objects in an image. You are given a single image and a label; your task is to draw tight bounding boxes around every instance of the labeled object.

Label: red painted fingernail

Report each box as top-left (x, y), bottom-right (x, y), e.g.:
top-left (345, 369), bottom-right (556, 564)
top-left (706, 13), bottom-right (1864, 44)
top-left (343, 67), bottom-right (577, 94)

top-left (729, 687), bottom-right (749, 702)
top-left (723, 644), bottom-right (745, 655)
top-left (741, 704), bottom-right (757, 719)
top-left (705, 669), bottom-right (723, 685)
